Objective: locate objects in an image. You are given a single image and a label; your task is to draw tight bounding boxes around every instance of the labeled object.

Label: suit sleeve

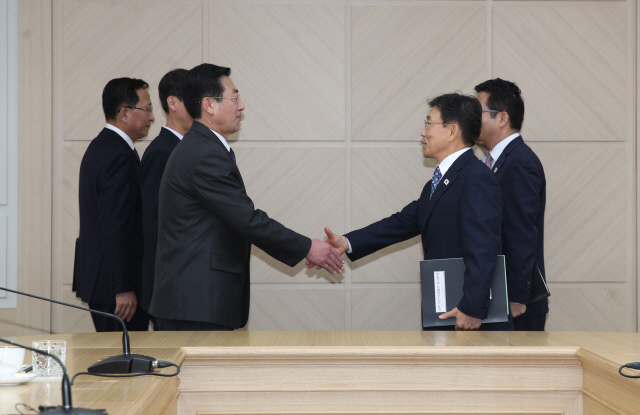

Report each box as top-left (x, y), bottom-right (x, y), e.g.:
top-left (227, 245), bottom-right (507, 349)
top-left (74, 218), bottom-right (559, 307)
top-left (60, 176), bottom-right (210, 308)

top-left (456, 172), bottom-right (502, 319)
top-left (345, 198), bottom-right (422, 262)
top-left (190, 147), bottom-right (311, 266)
top-left (501, 158), bottom-right (543, 304)
top-left (96, 152), bottom-right (141, 294)
top-left (140, 148), bottom-right (170, 232)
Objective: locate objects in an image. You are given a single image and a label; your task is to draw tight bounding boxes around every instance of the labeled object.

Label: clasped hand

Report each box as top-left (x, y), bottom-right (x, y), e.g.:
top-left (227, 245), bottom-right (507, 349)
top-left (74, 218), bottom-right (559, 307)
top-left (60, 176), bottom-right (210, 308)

top-left (305, 226), bottom-right (348, 273)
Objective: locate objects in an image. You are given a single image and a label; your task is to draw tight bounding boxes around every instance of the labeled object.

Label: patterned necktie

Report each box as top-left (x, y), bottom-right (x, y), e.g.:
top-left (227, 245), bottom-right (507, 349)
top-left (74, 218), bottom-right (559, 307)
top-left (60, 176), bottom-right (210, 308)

top-left (229, 148), bottom-right (236, 162)
top-left (430, 166), bottom-right (442, 200)
top-left (484, 153), bottom-right (493, 168)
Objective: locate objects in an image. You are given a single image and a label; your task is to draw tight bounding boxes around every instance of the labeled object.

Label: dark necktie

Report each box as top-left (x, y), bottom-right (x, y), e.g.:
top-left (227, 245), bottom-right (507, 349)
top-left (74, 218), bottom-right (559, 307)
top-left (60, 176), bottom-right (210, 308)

top-left (430, 166), bottom-right (442, 200)
top-left (229, 148), bottom-right (236, 162)
top-left (133, 147), bottom-right (140, 162)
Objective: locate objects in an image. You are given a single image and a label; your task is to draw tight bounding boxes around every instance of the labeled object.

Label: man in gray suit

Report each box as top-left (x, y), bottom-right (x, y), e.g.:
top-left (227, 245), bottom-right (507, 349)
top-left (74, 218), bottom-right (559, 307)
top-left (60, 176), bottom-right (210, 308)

top-left (149, 63), bottom-right (344, 331)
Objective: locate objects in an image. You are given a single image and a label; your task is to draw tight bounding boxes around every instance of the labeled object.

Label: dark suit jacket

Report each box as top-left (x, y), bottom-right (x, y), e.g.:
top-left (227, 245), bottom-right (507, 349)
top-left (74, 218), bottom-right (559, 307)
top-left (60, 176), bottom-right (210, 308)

top-left (493, 135), bottom-right (548, 316)
top-left (73, 127), bottom-right (144, 305)
top-left (346, 149), bottom-right (504, 321)
top-left (148, 121), bottom-right (312, 329)
top-left (138, 127), bottom-right (181, 312)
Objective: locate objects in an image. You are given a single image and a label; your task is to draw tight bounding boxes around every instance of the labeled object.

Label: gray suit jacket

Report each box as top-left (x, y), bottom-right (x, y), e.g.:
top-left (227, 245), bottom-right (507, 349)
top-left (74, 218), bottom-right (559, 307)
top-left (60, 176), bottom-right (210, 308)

top-left (149, 121), bottom-right (311, 328)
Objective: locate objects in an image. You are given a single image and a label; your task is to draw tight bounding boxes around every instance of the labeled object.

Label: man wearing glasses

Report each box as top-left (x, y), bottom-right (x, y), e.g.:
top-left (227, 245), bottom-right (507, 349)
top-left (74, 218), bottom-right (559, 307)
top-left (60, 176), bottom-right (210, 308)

top-left (149, 63), bottom-right (344, 331)
top-left (73, 77), bottom-right (155, 332)
top-left (319, 93), bottom-right (512, 331)
top-left (475, 78), bottom-right (548, 331)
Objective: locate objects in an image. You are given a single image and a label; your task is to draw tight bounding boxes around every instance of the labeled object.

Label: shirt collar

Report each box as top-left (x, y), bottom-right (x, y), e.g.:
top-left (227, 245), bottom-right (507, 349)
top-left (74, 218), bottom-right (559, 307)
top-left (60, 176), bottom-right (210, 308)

top-left (163, 126), bottom-right (184, 140)
top-left (209, 129), bottom-right (231, 152)
top-left (105, 124), bottom-right (135, 150)
top-left (437, 147), bottom-right (471, 177)
top-left (489, 133), bottom-right (520, 164)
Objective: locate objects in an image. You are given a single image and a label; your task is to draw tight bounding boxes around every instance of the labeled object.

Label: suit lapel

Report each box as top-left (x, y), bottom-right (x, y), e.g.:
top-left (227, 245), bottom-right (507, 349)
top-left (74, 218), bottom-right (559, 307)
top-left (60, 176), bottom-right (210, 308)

top-left (191, 121), bottom-right (236, 164)
top-left (419, 149), bottom-right (473, 232)
top-left (159, 126), bottom-right (181, 147)
top-left (103, 128), bottom-right (140, 166)
top-left (492, 134), bottom-right (523, 174)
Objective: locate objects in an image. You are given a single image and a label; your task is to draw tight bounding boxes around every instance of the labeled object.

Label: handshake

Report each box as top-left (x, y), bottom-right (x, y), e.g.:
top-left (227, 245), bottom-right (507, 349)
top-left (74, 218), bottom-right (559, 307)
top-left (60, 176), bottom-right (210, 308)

top-left (304, 226), bottom-right (349, 274)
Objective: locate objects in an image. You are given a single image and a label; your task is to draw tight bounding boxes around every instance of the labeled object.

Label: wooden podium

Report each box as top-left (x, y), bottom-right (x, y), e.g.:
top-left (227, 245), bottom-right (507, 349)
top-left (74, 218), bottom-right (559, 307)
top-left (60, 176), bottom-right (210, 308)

top-left (1, 331), bottom-right (639, 415)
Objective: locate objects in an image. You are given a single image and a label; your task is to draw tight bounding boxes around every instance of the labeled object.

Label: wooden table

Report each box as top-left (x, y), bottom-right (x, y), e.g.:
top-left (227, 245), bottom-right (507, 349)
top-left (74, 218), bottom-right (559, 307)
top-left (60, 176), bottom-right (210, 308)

top-left (1, 331), bottom-right (640, 415)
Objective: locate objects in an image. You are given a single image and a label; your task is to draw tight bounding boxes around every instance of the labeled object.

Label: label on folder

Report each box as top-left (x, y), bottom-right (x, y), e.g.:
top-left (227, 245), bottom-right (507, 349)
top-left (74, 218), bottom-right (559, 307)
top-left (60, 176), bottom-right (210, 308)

top-left (433, 271), bottom-right (447, 312)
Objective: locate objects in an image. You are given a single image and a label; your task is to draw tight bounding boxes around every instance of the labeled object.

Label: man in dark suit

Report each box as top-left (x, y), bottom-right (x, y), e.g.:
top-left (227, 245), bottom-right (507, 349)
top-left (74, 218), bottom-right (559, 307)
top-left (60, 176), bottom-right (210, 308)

top-left (139, 69), bottom-right (193, 325)
top-left (475, 78), bottom-right (548, 331)
top-left (73, 78), bottom-right (155, 332)
top-left (320, 93), bottom-right (510, 331)
top-left (148, 63), bottom-right (344, 331)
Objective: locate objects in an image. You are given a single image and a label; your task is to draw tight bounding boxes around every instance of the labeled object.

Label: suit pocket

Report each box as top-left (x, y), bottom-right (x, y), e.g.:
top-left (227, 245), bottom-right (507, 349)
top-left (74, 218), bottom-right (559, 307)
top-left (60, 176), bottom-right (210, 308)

top-left (210, 254), bottom-right (244, 275)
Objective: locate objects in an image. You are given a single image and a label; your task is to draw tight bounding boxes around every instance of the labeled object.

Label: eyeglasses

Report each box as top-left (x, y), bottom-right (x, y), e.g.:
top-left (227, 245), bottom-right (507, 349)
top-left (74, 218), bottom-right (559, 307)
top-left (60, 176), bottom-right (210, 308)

top-left (205, 94), bottom-right (241, 103)
top-left (424, 118), bottom-right (450, 129)
top-left (482, 109), bottom-right (500, 113)
top-left (123, 106), bottom-right (153, 113)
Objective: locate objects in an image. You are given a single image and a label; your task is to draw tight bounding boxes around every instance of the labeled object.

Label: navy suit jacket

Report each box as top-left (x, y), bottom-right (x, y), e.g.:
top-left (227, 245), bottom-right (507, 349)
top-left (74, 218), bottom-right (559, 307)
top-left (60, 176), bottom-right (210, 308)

top-left (493, 135), bottom-right (548, 315)
top-left (73, 127), bottom-right (143, 304)
top-left (148, 121), bottom-right (311, 328)
top-left (139, 127), bottom-right (181, 312)
top-left (346, 149), bottom-right (503, 321)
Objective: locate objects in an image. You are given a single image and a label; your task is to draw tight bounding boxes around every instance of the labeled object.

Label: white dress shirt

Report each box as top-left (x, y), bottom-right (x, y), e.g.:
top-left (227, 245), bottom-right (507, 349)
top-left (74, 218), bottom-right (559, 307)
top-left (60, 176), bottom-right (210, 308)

top-left (482, 133), bottom-right (520, 169)
top-left (105, 123), bottom-right (135, 150)
top-left (210, 129), bottom-right (231, 152)
top-left (163, 126), bottom-right (184, 140)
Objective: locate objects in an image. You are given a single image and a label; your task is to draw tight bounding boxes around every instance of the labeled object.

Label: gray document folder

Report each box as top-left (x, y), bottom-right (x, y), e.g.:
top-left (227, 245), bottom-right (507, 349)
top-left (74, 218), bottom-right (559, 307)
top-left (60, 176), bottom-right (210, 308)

top-left (420, 256), bottom-right (509, 329)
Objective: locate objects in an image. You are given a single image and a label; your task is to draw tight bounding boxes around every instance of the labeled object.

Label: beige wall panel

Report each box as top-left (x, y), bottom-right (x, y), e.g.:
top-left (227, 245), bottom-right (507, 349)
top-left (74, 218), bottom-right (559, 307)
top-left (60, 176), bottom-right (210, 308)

top-left (52, 285), bottom-right (94, 333)
top-left (351, 146), bottom-right (433, 283)
top-left (546, 283), bottom-right (628, 331)
top-left (248, 286), bottom-right (345, 330)
top-left (12, 0), bottom-right (52, 335)
top-left (60, 0), bottom-right (203, 142)
top-left (529, 143), bottom-right (628, 283)
top-left (352, 5), bottom-right (486, 142)
top-left (209, 3), bottom-right (345, 142)
top-left (351, 284), bottom-right (421, 330)
top-left (238, 146), bottom-right (346, 283)
top-left (493, 5), bottom-right (626, 142)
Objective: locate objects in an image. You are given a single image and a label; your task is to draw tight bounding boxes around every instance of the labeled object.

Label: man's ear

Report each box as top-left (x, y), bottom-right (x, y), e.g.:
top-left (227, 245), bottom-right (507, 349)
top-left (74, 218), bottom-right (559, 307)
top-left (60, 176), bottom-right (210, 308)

top-left (201, 97), bottom-right (217, 116)
top-left (498, 111), bottom-right (510, 129)
top-left (118, 107), bottom-right (129, 124)
top-left (167, 96), bottom-right (180, 113)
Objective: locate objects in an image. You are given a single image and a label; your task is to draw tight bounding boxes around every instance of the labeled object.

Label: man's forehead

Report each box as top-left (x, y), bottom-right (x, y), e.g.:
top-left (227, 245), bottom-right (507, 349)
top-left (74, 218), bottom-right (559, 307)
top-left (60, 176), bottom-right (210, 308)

top-left (136, 88), bottom-right (151, 104)
top-left (426, 107), bottom-right (441, 120)
top-left (221, 76), bottom-right (238, 93)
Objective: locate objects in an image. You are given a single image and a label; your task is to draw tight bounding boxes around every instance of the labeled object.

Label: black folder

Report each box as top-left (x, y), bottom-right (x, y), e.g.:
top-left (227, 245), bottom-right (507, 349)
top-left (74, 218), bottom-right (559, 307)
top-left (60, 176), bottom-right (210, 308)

top-left (420, 256), bottom-right (509, 329)
top-left (529, 263), bottom-right (550, 304)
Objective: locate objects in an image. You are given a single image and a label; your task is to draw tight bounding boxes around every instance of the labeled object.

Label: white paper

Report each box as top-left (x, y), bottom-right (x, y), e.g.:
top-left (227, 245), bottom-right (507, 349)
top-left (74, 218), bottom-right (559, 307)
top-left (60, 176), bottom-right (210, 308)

top-left (434, 271), bottom-right (446, 312)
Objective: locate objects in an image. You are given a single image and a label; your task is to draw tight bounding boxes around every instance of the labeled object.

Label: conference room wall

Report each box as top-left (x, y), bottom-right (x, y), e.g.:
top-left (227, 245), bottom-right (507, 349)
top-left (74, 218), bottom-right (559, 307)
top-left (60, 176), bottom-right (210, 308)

top-left (2, 0), bottom-right (634, 334)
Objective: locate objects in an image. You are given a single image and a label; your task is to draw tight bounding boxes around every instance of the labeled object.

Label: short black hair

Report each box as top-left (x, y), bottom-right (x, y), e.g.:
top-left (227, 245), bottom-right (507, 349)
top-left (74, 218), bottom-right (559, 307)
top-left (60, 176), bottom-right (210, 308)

top-left (158, 69), bottom-right (187, 114)
top-left (428, 93), bottom-right (481, 146)
top-left (474, 78), bottom-right (524, 131)
top-left (102, 77), bottom-right (149, 122)
top-left (180, 63), bottom-right (231, 119)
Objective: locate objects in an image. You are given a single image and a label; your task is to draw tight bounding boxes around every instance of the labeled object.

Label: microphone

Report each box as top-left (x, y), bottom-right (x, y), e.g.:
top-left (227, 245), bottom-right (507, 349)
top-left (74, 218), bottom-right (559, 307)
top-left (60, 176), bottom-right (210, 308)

top-left (0, 286), bottom-right (155, 374)
top-left (0, 337), bottom-right (107, 414)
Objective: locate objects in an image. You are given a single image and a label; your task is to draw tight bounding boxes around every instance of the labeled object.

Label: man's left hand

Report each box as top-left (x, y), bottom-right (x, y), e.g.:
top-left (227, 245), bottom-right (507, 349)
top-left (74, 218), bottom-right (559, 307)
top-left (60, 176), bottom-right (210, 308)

top-left (439, 307), bottom-right (481, 330)
top-left (510, 302), bottom-right (526, 318)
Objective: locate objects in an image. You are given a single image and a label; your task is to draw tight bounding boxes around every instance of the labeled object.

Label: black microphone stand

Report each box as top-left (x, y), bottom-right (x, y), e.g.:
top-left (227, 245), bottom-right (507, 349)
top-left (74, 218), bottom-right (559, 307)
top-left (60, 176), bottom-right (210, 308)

top-left (0, 337), bottom-right (107, 414)
top-left (0, 287), bottom-right (155, 373)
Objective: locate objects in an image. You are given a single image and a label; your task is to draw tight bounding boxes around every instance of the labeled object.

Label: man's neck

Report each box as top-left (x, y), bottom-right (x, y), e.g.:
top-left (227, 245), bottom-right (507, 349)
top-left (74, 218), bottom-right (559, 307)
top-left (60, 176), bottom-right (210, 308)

top-left (165, 117), bottom-right (189, 136)
top-left (108, 121), bottom-right (137, 142)
top-left (196, 118), bottom-right (226, 139)
top-left (488, 128), bottom-right (518, 151)
top-left (436, 143), bottom-right (468, 165)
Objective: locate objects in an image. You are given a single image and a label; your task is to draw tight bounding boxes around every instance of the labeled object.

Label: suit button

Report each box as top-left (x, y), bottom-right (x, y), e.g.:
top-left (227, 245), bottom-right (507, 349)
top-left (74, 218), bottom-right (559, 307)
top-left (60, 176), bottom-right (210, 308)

top-left (526, 281), bottom-right (531, 292)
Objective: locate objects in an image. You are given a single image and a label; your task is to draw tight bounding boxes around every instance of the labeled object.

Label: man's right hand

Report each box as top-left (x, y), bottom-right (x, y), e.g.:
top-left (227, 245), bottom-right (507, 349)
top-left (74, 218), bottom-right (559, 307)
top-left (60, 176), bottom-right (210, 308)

top-left (306, 226), bottom-right (349, 270)
top-left (114, 291), bottom-right (138, 322)
top-left (305, 238), bottom-right (345, 274)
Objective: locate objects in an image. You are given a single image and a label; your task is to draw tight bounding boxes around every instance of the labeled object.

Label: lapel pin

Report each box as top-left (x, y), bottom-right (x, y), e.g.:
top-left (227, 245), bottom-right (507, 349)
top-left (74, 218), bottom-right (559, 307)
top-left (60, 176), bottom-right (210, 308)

top-left (444, 179), bottom-right (449, 185)
top-left (494, 167), bottom-right (498, 173)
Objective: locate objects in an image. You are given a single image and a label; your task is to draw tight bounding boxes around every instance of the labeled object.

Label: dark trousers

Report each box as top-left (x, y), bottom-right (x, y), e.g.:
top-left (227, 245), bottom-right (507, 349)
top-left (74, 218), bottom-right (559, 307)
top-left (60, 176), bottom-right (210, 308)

top-left (513, 314), bottom-right (547, 331)
top-left (155, 317), bottom-right (232, 331)
top-left (89, 303), bottom-right (150, 332)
